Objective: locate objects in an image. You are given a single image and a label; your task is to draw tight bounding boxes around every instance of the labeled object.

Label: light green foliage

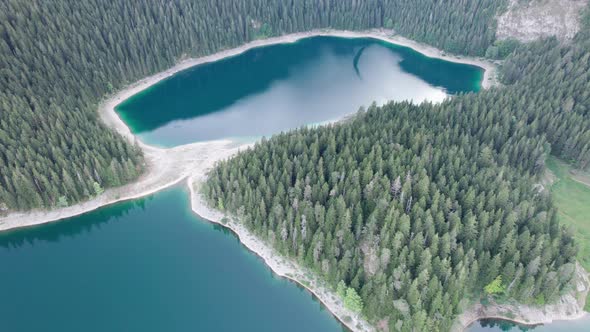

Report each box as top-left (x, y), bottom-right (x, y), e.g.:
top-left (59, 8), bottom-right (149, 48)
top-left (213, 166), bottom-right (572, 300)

top-left (384, 18), bottom-right (394, 29)
top-left (254, 23), bottom-right (273, 39)
top-left (546, 156), bottom-right (590, 311)
top-left (93, 182), bottom-right (104, 196)
top-left (534, 294), bottom-right (545, 306)
top-left (337, 280), bottom-right (347, 299)
top-left (484, 276), bottom-right (505, 295)
top-left (56, 196), bottom-right (69, 208)
top-left (344, 288), bottom-right (364, 313)
top-left (547, 157), bottom-right (590, 271)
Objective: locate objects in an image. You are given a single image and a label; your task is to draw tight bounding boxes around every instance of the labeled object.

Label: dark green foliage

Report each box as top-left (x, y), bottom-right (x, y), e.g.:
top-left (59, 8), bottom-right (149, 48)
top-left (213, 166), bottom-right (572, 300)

top-left (383, 0), bottom-right (507, 56)
top-left (205, 98), bottom-right (578, 329)
top-left (499, 35), bottom-right (590, 168)
top-left (205, 19), bottom-right (590, 328)
top-left (485, 39), bottom-right (521, 59)
top-left (1, 0), bottom-right (505, 211)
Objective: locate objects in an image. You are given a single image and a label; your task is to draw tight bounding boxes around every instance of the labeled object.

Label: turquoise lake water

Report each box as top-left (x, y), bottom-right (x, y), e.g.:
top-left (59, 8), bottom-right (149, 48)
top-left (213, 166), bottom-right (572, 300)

top-left (0, 187), bottom-right (346, 331)
top-left (2, 187), bottom-right (584, 331)
top-left (115, 36), bottom-right (483, 147)
top-left (5, 35), bottom-right (586, 331)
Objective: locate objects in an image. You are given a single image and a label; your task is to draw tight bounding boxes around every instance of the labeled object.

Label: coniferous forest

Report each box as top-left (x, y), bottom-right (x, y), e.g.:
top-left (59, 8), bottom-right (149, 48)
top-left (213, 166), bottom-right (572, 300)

top-left (2, 0), bottom-right (590, 330)
top-left (204, 4), bottom-right (590, 331)
top-left (0, 0), bottom-right (506, 211)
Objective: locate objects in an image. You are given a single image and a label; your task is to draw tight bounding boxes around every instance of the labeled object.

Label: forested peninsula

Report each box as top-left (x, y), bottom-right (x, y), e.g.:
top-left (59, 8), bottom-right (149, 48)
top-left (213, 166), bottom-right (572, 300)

top-left (1, 0), bottom-right (590, 331)
top-left (203, 3), bottom-right (590, 332)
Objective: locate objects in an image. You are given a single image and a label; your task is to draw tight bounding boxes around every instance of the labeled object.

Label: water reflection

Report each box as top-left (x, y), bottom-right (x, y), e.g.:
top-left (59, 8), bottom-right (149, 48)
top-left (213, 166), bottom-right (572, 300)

top-left (0, 196), bottom-right (152, 249)
top-left (0, 187), bottom-right (346, 332)
top-left (470, 315), bottom-right (590, 332)
top-left (116, 36), bottom-right (481, 147)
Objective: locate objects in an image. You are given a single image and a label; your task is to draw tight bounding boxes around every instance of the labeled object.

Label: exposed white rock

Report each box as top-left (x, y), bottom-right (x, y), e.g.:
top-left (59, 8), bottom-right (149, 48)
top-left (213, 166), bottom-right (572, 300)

top-left (497, 0), bottom-right (588, 42)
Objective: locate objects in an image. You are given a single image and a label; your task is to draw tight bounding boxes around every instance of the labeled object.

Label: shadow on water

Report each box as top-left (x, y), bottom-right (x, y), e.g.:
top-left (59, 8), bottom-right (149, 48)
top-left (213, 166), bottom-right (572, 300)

top-left (206, 217), bottom-right (351, 331)
top-left (478, 319), bottom-right (540, 331)
top-left (0, 195), bottom-right (153, 249)
top-left (470, 315), bottom-right (590, 332)
top-left (0, 185), bottom-right (349, 332)
top-left (352, 46), bottom-right (366, 79)
top-left (116, 38), bottom-right (330, 133)
top-left (116, 36), bottom-right (483, 146)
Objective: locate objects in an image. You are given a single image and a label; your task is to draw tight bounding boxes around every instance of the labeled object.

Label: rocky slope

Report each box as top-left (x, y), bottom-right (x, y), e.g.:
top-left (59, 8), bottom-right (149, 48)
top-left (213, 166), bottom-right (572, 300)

top-left (497, 0), bottom-right (588, 41)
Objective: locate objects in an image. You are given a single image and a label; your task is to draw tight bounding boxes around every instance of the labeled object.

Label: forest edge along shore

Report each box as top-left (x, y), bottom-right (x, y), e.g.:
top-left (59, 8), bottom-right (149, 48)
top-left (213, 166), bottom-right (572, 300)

top-left (1, 29), bottom-right (586, 332)
top-left (0, 28), bottom-right (497, 232)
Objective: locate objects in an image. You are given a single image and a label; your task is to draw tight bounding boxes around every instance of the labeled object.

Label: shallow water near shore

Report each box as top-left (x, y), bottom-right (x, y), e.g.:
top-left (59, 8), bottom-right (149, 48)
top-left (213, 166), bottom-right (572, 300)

top-left (0, 187), bottom-right (346, 332)
top-left (116, 36), bottom-right (483, 147)
top-left (468, 316), bottom-right (590, 331)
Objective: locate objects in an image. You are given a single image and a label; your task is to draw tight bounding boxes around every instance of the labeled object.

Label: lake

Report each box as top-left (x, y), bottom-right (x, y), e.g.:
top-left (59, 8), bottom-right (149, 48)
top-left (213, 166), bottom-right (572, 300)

top-left (0, 187), bottom-right (346, 332)
top-left (8, 35), bottom-right (584, 331)
top-left (115, 36), bottom-right (483, 147)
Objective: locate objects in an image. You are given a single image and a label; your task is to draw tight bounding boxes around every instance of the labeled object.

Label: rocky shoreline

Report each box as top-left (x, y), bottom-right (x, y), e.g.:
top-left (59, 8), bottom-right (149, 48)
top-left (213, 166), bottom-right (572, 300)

top-left (1, 28), bottom-right (585, 332)
top-left (455, 262), bottom-right (589, 331)
top-left (188, 176), bottom-right (375, 332)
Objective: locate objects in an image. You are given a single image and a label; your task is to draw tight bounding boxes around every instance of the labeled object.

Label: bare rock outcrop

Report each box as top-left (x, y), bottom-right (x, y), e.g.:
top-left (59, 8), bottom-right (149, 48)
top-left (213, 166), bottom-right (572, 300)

top-left (497, 0), bottom-right (588, 42)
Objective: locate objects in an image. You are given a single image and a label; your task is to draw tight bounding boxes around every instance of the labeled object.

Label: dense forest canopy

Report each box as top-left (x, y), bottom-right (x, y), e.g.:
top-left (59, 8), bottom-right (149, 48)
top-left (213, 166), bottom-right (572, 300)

top-left (204, 5), bottom-right (590, 331)
top-left (205, 101), bottom-right (579, 330)
top-left (1, 0), bottom-right (589, 330)
top-left (0, 0), bottom-right (505, 211)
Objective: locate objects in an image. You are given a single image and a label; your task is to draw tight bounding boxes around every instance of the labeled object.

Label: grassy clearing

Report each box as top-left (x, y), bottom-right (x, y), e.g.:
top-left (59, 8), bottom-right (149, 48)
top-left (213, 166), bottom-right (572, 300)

top-left (546, 157), bottom-right (590, 310)
top-left (546, 156), bottom-right (590, 271)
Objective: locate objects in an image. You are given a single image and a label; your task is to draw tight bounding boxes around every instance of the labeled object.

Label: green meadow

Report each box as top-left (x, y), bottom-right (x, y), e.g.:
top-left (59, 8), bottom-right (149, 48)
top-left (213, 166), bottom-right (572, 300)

top-left (547, 156), bottom-right (590, 310)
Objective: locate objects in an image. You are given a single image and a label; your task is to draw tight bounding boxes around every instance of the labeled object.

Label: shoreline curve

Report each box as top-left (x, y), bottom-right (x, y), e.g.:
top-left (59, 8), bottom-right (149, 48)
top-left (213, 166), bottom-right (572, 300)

top-left (188, 176), bottom-right (373, 332)
top-left (1, 28), bottom-right (497, 232)
top-left (3, 28), bottom-right (586, 332)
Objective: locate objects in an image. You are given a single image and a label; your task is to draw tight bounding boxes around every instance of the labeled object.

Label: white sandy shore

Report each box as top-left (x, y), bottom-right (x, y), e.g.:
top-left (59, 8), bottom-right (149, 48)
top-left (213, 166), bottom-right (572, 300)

top-left (0, 139), bottom-right (248, 231)
top-left (98, 28), bottom-right (497, 121)
top-left (0, 28), bottom-right (497, 231)
top-left (188, 176), bottom-right (374, 332)
top-left (0, 29), bottom-right (505, 332)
